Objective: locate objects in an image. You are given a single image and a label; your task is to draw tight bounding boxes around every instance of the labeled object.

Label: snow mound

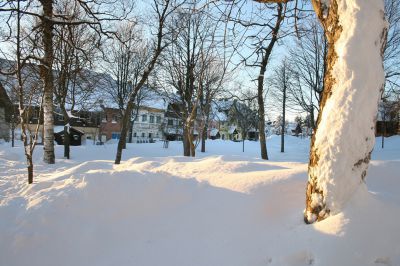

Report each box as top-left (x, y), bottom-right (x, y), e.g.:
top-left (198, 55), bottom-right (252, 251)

top-left (0, 137), bottom-right (400, 265)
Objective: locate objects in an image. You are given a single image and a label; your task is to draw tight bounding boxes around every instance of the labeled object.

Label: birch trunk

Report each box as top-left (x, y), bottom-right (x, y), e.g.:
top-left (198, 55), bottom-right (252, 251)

top-left (304, 0), bottom-right (387, 223)
top-left (40, 0), bottom-right (55, 164)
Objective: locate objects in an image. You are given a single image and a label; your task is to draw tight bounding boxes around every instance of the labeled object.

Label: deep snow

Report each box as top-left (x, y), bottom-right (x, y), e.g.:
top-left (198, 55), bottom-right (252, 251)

top-left (0, 135), bottom-right (399, 266)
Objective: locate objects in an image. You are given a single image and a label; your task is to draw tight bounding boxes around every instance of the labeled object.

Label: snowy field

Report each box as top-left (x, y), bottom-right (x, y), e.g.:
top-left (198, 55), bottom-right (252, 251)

top-left (0, 136), bottom-right (399, 266)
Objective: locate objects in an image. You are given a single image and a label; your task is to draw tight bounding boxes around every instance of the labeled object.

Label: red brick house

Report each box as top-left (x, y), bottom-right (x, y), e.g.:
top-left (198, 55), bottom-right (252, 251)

top-left (99, 107), bottom-right (122, 141)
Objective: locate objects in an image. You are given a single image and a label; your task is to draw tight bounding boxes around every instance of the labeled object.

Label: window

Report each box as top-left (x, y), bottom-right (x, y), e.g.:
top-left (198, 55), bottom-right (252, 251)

top-left (149, 115), bottom-right (155, 123)
top-left (133, 132), bottom-right (137, 137)
top-left (149, 133), bottom-right (152, 138)
top-left (168, 119), bottom-right (173, 126)
top-left (178, 120), bottom-right (182, 126)
top-left (112, 115), bottom-right (118, 123)
top-left (141, 132), bottom-right (145, 137)
top-left (111, 132), bottom-right (121, 139)
top-left (156, 116), bottom-right (161, 124)
top-left (142, 114), bottom-right (147, 122)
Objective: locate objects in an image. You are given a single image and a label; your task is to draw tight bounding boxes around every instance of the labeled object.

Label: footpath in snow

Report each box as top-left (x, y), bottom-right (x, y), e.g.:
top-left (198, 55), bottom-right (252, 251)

top-left (0, 136), bottom-right (399, 266)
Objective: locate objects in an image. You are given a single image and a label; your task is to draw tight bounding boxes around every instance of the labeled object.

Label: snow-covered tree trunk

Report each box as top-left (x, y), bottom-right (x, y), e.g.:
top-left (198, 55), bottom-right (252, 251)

top-left (304, 0), bottom-right (388, 223)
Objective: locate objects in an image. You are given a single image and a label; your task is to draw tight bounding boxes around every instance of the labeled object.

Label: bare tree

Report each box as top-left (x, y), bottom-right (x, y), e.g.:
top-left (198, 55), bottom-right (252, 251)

top-left (114, 0), bottom-right (182, 164)
top-left (1, 0), bottom-right (134, 164)
top-left (288, 18), bottom-right (326, 130)
top-left (227, 2), bottom-right (289, 160)
top-left (156, 1), bottom-right (221, 157)
top-left (199, 58), bottom-right (227, 153)
top-left (0, 0), bottom-right (43, 183)
top-left (52, 0), bottom-right (99, 159)
top-left (383, 0), bottom-right (400, 94)
top-left (102, 21), bottom-right (149, 147)
top-left (269, 58), bottom-right (293, 153)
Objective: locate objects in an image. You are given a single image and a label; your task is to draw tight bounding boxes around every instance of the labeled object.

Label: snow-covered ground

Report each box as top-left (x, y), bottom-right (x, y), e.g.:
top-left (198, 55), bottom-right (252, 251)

top-left (0, 135), bottom-right (399, 266)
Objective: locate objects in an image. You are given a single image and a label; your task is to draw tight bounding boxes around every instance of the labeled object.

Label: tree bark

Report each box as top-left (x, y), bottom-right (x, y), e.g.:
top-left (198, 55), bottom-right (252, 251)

top-left (64, 125), bottom-right (70, 159)
top-left (304, 0), bottom-right (387, 223)
top-left (310, 106), bottom-right (315, 130)
top-left (182, 116), bottom-right (191, 156)
top-left (188, 129), bottom-right (195, 157)
top-left (61, 108), bottom-right (70, 159)
top-left (128, 120), bottom-right (134, 143)
top-left (40, 0), bottom-right (55, 164)
top-left (27, 155), bottom-right (33, 184)
top-left (201, 123), bottom-right (207, 153)
top-left (258, 85), bottom-right (269, 159)
top-left (115, 101), bottom-right (134, 164)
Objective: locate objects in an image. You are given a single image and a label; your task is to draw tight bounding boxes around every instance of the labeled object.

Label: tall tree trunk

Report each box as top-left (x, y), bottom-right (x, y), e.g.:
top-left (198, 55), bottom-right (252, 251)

top-left (201, 123), bottom-right (207, 153)
top-left (255, 4), bottom-right (284, 160)
top-left (242, 138), bottom-right (245, 152)
top-left (64, 125), bottom-right (70, 159)
top-left (40, 0), bottom-right (55, 164)
top-left (188, 130), bottom-right (195, 157)
top-left (304, 0), bottom-right (387, 223)
top-left (115, 101), bottom-right (133, 164)
top-left (310, 106), bottom-right (315, 130)
top-left (258, 76), bottom-right (269, 159)
top-left (62, 109), bottom-right (70, 159)
top-left (128, 120), bottom-right (133, 143)
top-left (182, 120), bottom-right (191, 156)
top-left (27, 155), bottom-right (33, 184)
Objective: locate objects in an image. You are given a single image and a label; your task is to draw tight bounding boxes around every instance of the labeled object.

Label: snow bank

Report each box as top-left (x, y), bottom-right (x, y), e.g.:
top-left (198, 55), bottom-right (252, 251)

top-left (0, 136), bottom-right (399, 265)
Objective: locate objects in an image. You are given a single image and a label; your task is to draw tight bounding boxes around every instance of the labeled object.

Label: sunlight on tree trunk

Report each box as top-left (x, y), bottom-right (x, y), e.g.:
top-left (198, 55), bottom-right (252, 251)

top-left (254, 0), bottom-right (387, 223)
top-left (304, 0), bottom-right (387, 223)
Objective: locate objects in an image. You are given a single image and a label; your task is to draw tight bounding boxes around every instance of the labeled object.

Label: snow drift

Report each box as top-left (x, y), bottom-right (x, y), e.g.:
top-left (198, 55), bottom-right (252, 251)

top-left (0, 137), bottom-right (400, 266)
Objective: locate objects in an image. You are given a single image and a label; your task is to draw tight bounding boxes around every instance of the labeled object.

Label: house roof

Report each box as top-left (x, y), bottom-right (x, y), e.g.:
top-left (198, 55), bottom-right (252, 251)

top-left (210, 128), bottom-right (219, 137)
top-left (54, 126), bottom-right (85, 135)
top-left (228, 126), bottom-right (237, 134)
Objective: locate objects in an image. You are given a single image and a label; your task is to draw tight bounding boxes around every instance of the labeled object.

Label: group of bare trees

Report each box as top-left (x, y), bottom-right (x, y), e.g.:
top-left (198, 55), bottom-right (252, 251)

top-left (0, 0), bottom-right (164, 180)
top-left (155, 0), bottom-right (228, 157)
top-left (0, 0), bottom-right (398, 225)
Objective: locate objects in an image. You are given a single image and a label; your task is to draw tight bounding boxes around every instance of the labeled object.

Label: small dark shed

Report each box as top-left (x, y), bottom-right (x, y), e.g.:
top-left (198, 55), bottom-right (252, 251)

top-left (54, 127), bottom-right (85, 146)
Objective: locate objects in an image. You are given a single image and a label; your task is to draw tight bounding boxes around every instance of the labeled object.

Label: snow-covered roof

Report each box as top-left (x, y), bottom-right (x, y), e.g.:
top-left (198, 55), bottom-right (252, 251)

top-left (228, 126), bottom-right (237, 134)
top-left (140, 90), bottom-right (168, 110)
top-left (210, 128), bottom-right (219, 137)
top-left (54, 126), bottom-right (85, 134)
